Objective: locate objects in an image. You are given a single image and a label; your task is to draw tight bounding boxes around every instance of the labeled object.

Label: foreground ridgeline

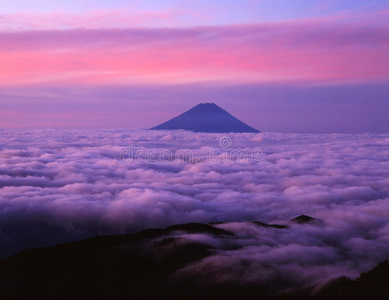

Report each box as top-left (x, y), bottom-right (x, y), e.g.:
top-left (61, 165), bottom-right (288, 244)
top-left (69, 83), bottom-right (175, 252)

top-left (0, 217), bottom-right (388, 299)
top-left (150, 102), bottom-right (260, 133)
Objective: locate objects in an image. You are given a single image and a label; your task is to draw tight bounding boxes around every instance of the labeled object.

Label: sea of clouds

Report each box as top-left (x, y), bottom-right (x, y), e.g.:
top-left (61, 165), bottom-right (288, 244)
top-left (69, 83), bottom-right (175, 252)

top-left (0, 129), bottom-right (389, 291)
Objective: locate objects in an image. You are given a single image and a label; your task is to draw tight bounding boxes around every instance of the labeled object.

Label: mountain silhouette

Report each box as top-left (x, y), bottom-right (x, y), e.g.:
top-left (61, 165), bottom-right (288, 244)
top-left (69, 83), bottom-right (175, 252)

top-left (150, 103), bottom-right (259, 133)
top-left (0, 220), bottom-right (296, 298)
top-left (318, 260), bottom-right (389, 298)
top-left (291, 215), bottom-right (316, 224)
top-left (0, 219), bottom-right (385, 299)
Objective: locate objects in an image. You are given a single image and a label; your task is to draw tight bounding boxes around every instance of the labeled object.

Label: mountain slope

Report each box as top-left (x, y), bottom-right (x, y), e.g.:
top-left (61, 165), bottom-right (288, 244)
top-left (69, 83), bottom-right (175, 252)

top-left (318, 260), bottom-right (389, 298)
top-left (0, 223), bottom-right (232, 298)
top-left (150, 103), bottom-right (259, 133)
top-left (0, 221), bottom-right (293, 298)
top-left (0, 218), bottom-right (386, 299)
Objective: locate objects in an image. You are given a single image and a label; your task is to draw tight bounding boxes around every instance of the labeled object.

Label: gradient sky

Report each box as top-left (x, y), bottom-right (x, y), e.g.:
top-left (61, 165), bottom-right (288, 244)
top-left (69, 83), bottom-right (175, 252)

top-left (0, 0), bottom-right (388, 132)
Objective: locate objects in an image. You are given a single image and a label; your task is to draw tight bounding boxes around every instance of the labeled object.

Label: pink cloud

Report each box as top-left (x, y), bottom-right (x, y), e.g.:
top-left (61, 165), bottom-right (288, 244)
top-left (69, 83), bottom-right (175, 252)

top-left (0, 15), bottom-right (388, 86)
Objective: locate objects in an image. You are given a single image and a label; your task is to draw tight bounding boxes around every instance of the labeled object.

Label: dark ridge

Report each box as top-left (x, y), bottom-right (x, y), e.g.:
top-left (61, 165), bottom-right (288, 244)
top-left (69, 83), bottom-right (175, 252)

top-left (167, 222), bottom-right (235, 236)
top-left (291, 215), bottom-right (316, 224)
top-left (208, 221), bottom-right (227, 225)
top-left (0, 224), bottom-right (219, 298)
top-left (318, 260), bottom-right (389, 298)
top-left (150, 102), bottom-right (260, 133)
top-left (2, 219), bottom-right (384, 299)
top-left (251, 221), bottom-right (289, 229)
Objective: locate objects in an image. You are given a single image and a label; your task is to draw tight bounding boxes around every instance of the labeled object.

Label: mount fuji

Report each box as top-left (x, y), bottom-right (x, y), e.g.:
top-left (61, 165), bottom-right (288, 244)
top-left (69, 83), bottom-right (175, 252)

top-left (150, 103), bottom-right (259, 133)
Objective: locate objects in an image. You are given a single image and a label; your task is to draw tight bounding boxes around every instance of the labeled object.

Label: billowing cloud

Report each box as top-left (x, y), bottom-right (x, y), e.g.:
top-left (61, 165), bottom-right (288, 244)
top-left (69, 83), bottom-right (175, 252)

top-left (0, 129), bottom-right (389, 294)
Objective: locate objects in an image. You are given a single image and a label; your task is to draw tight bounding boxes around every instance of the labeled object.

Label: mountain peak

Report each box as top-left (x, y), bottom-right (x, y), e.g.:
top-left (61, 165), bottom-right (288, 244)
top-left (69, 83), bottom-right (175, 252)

top-left (291, 215), bottom-right (316, 224)
top-left (197, 102), bottom-right (218, 107)
top-left (150, 103), bottom-right (259, 133)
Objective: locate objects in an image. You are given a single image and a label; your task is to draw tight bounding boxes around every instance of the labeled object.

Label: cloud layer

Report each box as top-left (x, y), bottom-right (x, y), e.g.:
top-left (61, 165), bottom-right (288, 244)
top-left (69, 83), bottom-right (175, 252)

top-left (0, 129), bottom-right (389, 293)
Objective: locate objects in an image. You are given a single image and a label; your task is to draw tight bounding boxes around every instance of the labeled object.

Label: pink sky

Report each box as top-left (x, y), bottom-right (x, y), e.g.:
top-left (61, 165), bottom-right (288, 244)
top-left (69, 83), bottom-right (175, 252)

top-left (1, 13), bottom-right (388, 87)
top-left (0, 2), bottom-right (388, 132)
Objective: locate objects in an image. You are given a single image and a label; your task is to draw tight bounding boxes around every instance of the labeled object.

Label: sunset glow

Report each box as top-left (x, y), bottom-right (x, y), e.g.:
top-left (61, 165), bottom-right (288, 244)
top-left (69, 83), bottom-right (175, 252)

top-left (0, 0), bottom-right (388, 131)
top-left (1, 2), bottom-right (389, 298)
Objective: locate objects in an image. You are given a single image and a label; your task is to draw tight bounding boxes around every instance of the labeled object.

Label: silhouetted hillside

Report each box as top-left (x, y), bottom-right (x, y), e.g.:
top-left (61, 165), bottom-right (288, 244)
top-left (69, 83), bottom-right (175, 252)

top-left (0, 218), bottom-right (386, 299)
top-left (318, 260), bottom-right (389, 298)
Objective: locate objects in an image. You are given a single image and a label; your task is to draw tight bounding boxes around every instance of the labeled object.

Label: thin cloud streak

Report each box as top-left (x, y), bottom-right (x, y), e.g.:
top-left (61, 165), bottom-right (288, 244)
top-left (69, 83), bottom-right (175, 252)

top-left (1, 83), bottom-right (388, 132)
top-left (0, 9), bottom-right (196, 30)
